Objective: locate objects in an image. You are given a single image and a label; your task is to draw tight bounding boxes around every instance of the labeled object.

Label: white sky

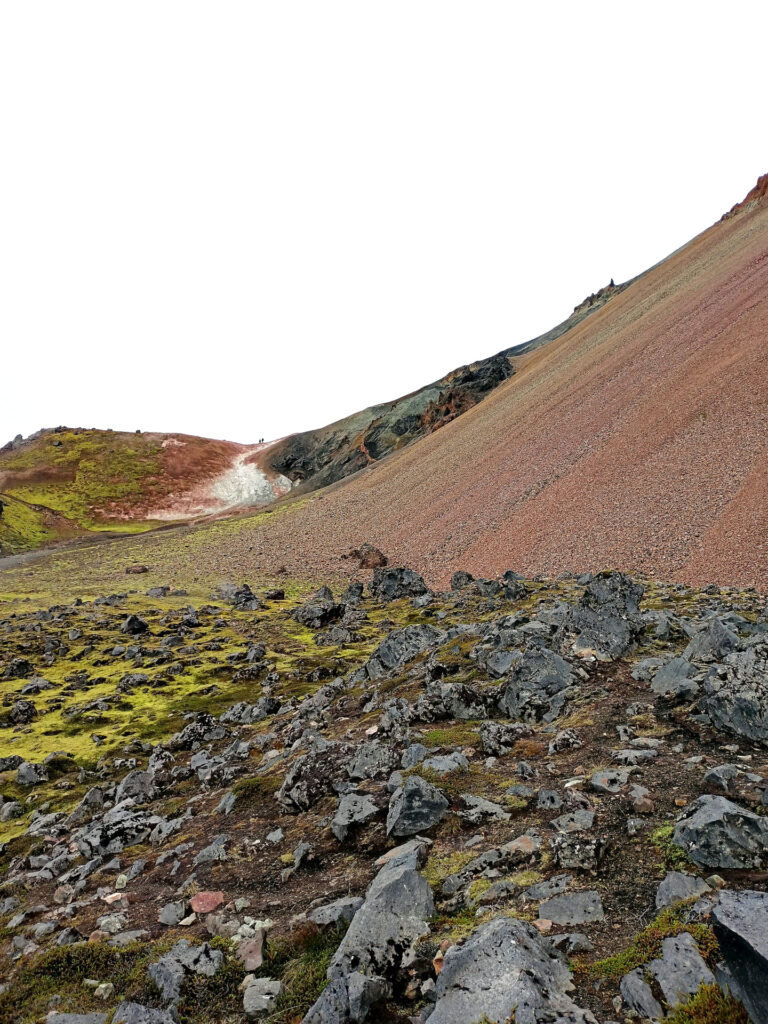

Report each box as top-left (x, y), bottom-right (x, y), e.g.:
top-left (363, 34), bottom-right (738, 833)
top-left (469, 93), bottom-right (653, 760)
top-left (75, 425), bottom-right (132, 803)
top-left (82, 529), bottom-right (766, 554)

top-left (2, 2), bottom-right (766, 445)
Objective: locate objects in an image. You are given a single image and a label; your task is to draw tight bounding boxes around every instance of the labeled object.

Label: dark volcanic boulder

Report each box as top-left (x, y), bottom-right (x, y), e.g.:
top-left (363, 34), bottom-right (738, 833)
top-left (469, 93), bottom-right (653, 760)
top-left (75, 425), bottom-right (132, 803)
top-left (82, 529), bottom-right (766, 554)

top-left (368, 567), bottom-right (428, 602)
top-left (121, 614), bottom-right (149, 635)
top-left (386, 775), bottom-right (448, 836)
top-left (429, 916), bottom-right (596, 1024)
top-left (291, 592), bottom-right (344, 629)
top-left (277, 738), bottom-right (350, 813)
top-left (712, 889), bottom-right (768, 1024)
top-left (684, 616), bottom-right (738, 663)
top-left (673, 795), bottom-right (768, 869)
top-left (558, 571), bottom-right (644, 657)
top-left (498, 645), bottom-right (576, 722)
top-left (365, 624), bottom-right (445, 678)
top-left (702, 643), bottom-right (768, 744)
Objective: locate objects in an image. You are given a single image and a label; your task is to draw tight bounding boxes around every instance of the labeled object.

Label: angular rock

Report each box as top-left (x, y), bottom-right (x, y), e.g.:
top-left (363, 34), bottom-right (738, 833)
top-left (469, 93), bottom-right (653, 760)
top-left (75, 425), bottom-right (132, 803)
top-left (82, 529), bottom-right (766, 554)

top-left (655, 871), bottom-right (710, 909)
top-left (648, 932), bottom-right (714, 1007)
top-left (498, 645), bottom-right (575, 723)
top-left (539, 890), bottom-right (604, 925)
top-left (428, 916), bottom-right (596, 1024)
top-left (331, 792), bottom-right (379, 842)
top-left (559, 571), bottom-right (644, 658)
top-left (386, 775), bottom-right (448, 837)
top-left (651, 657), bottom-right (700, 700)
top-left (673, 795), bottom-right (768, 869)
top-left (308, 897), bottom-right (364, 929)
top-left (147, 939), bottom-right (224, 1005)
top-left (712, 889), bottom-right (768, 1024)
top-left (364, 624), bottom-right (445, 678)
top-left (368, 567), bottom-right (428, 602)
top-left (702, 644), bottom-right (768, 744)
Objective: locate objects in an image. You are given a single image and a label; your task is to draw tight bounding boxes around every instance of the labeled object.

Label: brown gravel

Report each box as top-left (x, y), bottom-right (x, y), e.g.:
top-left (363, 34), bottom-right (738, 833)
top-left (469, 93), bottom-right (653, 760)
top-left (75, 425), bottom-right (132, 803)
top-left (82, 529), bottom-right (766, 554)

top-left (217, 184), bottom-right (768, 591)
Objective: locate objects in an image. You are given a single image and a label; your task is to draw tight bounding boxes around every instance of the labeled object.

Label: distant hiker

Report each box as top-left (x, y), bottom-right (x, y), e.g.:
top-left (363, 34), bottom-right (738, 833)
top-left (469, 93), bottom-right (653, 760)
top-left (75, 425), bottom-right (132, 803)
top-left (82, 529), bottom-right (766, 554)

top-left (0, 498), bottom-right (7, 517)
top-left (609, 278), bottom-right (615, 287)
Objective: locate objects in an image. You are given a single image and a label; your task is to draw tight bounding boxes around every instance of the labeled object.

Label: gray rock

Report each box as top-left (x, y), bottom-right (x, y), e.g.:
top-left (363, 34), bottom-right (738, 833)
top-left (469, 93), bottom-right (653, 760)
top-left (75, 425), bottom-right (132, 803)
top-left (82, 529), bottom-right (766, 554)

top-left (550, 809), bottom-right (595, 833)
top-left (498, 645), bottom-right (575, 723)
top-left (326, 841), bottom-right (434, 989)
top-left (303, 977), bottom-right (350, 1023)
top-left (112, 1003), bottom-right (176, 1024)
top-left (651, 657), bottom-right (700, 700)
top-left (458, 794), bottom-right (510, 824)
top-left (158, 901), bottom-right (188, 926)
top-left (121, 614), bottom-right (148, 635)
top-left (648, 932), bottom-right (714, 1007)
top-left (115, 770), bottom-right (155, 804)
top-left (525, 874), bottom-right (572, 900)
top-left (590, 769), bottom-right (630, 794)
top-left (539, 890), bottom-right (604, 925)
top-left (619, 968), bottom-right (664, 1020)
top-left (365, 624), bottom-right (445, 678)
top-left (368, 567), bottom-right (428, 602)
top-left (479, 720), bottom-right (530, 756)
top-left (428, 916), bottom-right (596, 1024)
top-left (277, 738), bottom-right (349, 813)
top-left (712, 889), bottom-right (768, 1024)
top-left (558, 571), bottom-right (644, 658)
top-left (673, 795), bottom-right (768, 869)
top-left (308, 897), bottom-right (364, 929)
top-left (702, 644), bottom-right (768, 743)
top-left (421, 751), bottom-right (468, 776)
top-left (147, 939), bottom-right (223, 1004)
top-left (703, 763), bottom-right (764, 794)
top-left (655, 871), bottom-right (710, 909)
top-left (331, 792), bottom-right (379, 842)
top-left (347, 741), bottom-right (398, 780)
top-left (242, 977), bottom-right (282, 1018)
top-left (17, 761), bottom-right (48, 786)
top-left (386, 775), bottom-right (448, 837)
top-left (684, 617), bottom-right (738, 663)
top-left (46, 1016), bottom-right (108, 1024)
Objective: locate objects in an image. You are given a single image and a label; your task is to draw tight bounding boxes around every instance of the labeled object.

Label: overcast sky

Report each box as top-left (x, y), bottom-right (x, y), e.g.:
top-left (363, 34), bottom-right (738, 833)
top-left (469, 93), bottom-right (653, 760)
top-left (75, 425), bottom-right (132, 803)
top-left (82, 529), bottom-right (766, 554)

top-left (2, 2), bottom-right (766, 446)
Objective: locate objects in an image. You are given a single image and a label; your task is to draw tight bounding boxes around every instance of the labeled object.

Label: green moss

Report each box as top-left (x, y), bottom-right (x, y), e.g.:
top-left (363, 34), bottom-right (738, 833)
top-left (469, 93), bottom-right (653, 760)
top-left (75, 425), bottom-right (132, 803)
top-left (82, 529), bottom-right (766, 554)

top-left (423, 850), bottom-right (475, 888)
top-left (666, 984), bottom-right (750, 1024)
top-left (578, 905), bottom-right (720, 980)
top-left (651, 824), bottom-right (696, 870)
top-left (260, 925), bottom-right (347, 1022)
top-left (421, 722), bottom-right (481, 748)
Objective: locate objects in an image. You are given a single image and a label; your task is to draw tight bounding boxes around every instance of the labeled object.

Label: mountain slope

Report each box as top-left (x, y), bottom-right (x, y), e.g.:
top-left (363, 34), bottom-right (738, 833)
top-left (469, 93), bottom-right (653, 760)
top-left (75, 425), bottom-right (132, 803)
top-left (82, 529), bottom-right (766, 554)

top-left (0, 429), bottom-right (289, 554)
top-left (212, 174), bottom-right (768, 590)
top-left (263, 281), bottom-right (625, 493)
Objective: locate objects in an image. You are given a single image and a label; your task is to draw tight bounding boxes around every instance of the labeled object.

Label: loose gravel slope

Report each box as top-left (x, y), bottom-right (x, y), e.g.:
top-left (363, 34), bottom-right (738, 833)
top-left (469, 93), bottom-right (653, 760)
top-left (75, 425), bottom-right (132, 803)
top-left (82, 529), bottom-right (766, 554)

top-left (238, 179), bottom-right (768, 590)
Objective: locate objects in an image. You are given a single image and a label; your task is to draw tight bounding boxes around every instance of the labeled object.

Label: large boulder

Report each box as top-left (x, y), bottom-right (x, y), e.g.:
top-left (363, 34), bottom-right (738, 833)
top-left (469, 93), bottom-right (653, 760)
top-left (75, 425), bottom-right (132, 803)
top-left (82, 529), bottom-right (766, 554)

top-left (368, 567), bottom-right (428, 602)
top-left (558, 571), bottom-right (644, 658)
top-left (684, 616), bottom-right (738, 663)
top-left (364, 624), bottom-right (445, 679)
top-left (498, 645), bottom-right (575, 723)
top-left (276, 738), bottom-right (349, 813)
top-left (147, 940), bottom-right (224, 1006)
top-left (712, 889), bottom-right (768, 1024)
top-left (292, 590), bottom-right (344, 629)
top-left (702, 643), bottom-right (768, 744)
top-left (302, 841), bottom-right (434, 1020)
top-left (673, 795), bottom-right (768, 869)
top-left (428, 916), bottom-right (596, 1024)
top-left (331, 793), bottom-right (379, 842)
top-left (386, 775), bottom-right (448, 836)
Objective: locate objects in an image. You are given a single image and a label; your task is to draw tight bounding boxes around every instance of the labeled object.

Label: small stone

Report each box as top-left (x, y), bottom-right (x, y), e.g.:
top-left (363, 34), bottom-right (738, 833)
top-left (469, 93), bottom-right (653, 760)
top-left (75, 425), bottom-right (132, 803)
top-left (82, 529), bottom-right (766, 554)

top-left (189, 891), bottom-right (225, 915)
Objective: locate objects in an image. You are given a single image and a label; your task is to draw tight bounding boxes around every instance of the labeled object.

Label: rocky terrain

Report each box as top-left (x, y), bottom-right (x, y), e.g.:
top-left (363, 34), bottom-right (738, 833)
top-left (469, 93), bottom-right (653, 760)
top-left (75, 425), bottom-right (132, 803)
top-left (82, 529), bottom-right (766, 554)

top-left (2, 563), bottom-right (768, 1023)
